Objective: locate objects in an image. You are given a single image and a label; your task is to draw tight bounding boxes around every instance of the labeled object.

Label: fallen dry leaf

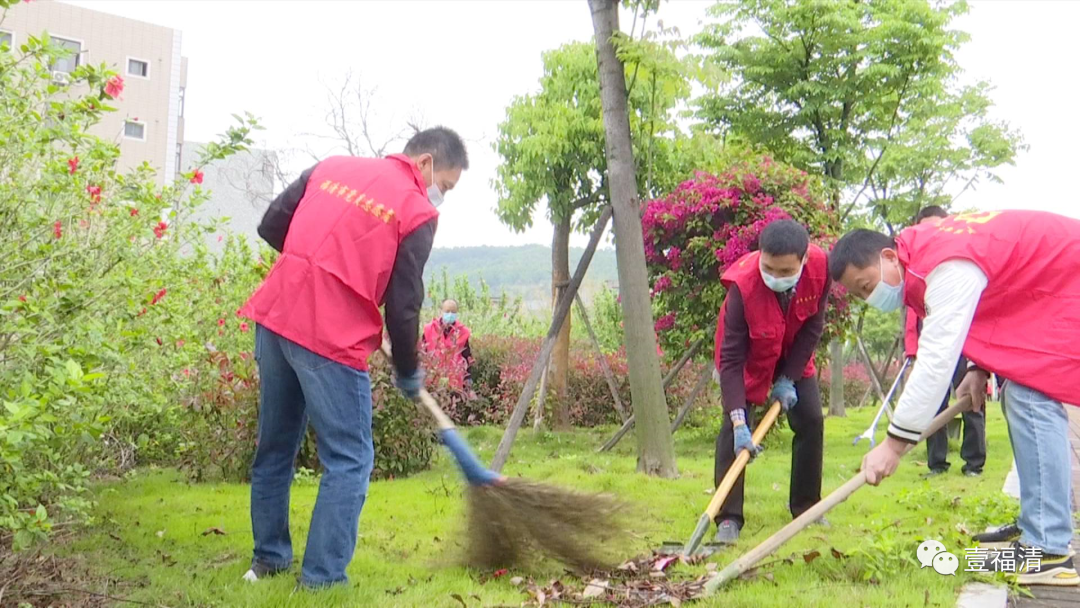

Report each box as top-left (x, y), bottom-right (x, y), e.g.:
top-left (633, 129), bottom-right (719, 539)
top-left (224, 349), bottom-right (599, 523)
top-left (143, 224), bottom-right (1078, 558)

top-left (802, 550), bottom-right (821, 564)
top-left (830, 547), bottom-right (846, 560)
top-left (155, 529), bottom-right (165, 539)
top-left (510, 576), bottom-right (524, 586)
top-left (652, 556), bottom-right (678, 571)
top-left (201, 527), bottom-right (226, 536)
top-left (449, 592), bottom-right (467, 608)
top-left (582, 579), bottom-right (608, 598)
top-left (772, 482), bottom-right (782, 492)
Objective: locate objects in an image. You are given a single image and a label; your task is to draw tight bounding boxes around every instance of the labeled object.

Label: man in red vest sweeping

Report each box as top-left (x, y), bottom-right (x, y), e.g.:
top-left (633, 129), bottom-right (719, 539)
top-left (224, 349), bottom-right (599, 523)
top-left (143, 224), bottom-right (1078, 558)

top-left (904, 206), bottom-right (986, 478)
top-left (712, 219), bottom-right (830, 544)
top-left (239, 128), bottom-right (469, 588)
top-left (830, 209), bottom-right (1080, 586)
top-left (422, 299), bottom-right (474, 394)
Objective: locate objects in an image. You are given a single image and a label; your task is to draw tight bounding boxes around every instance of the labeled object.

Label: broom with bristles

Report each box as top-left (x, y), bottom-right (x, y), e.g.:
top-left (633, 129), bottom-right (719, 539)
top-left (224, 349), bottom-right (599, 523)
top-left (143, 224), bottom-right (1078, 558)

top-left (380, 342), bottom-right (628, 571)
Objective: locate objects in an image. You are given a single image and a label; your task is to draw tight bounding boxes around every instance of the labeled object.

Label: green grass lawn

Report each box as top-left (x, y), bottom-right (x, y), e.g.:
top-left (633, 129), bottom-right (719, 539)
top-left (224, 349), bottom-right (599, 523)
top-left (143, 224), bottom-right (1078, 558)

top-left (57, 403), bottom-right (1017, 607)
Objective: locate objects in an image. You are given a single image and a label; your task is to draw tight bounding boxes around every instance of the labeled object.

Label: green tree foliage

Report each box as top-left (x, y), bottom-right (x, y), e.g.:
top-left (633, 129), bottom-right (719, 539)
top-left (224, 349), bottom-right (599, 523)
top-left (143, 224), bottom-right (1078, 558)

top-left (695, 0), bottom-right (1022, 228)
top-left (493, 32), bottom-right (696, 235)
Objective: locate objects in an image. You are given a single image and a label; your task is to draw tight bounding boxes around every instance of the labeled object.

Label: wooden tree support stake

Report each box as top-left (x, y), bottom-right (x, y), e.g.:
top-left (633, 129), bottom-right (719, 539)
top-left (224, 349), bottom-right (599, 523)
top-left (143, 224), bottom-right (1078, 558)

top-left (533, 357), bottom-right (550, 430)
top-left (490, 206), bottom-right (612, 473)
top-left (575, 293), bottom-right (628, 422)
top-left (669, 366), bottom-right (713, 433)
top-left (597, 338), bottom-right (705, 453)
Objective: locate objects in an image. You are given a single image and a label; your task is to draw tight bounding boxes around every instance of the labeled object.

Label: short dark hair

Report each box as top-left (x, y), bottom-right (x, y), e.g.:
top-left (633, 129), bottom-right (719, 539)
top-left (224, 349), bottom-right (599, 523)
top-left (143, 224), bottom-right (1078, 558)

top-left (914, 205), bottom-right (948, 224)
top-left (403, 126), bottom-right (469, 171)
top-left (759, 219), bottom-right (809, 258)
top-left (828, 229), bottom-right (896, 281)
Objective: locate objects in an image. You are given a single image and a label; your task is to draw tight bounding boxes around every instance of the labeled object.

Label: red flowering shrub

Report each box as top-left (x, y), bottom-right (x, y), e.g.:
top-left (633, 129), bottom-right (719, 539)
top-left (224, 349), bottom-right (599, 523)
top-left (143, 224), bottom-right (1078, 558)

top-left (641, 152), bottom-right (845, 358)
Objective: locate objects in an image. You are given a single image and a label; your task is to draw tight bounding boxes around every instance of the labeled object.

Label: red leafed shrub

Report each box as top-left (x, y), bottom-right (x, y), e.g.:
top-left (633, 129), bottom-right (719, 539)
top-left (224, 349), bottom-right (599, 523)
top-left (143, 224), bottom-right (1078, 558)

top-left (433, 336), bottom-right (713, 428)
top-left (818, 360), bottom-right (906, 409)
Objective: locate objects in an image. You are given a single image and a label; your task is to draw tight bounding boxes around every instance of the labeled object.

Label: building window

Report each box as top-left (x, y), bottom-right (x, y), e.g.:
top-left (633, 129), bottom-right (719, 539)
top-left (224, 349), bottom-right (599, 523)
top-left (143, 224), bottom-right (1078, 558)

top-left (127, 58), bottom-right (149, 78)
top-left (49, 36), bottom-right (82, 74)
top-left (178, 86), bottom-right (185, 118)
top-left (0, 30), bottom-right (12, 51)
top-left (124, 121), bottom-right (146, 141)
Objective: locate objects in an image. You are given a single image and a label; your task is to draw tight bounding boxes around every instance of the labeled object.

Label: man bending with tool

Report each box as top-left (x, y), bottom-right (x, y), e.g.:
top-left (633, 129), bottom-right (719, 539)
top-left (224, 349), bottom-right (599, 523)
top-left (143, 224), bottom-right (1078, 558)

top-left (830, 209), bottom-right (1080, 586)
top-left (905, 206), bottom-right (986, 478)
top-left (712, 219), bottom-right (830, 544)
top-left (239, 128), bottom-right (468, 588)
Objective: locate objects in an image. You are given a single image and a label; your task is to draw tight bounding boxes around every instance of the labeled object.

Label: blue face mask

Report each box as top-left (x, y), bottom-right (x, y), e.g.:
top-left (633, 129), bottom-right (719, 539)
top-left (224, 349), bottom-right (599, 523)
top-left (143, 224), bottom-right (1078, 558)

top-left (866, 255), bottom-right (904, 312)
top-left (760, 263), bottom-right (803, 293)
top-left (441, 312), bottom-right (457, 325)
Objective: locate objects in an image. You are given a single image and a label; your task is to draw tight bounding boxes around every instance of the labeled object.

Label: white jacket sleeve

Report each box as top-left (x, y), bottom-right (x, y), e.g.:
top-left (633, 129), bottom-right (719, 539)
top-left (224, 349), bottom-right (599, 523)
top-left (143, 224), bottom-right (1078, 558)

top-left (886, 260), bottom-right (988, 443)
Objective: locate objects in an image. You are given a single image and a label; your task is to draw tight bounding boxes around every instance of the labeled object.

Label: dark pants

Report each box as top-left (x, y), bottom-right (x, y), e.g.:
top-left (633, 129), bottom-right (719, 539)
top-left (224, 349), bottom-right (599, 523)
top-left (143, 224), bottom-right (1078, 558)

top-left (925, 356), bottom-right (986, 474)
top-left (713, 376), bottom-right (823, 528)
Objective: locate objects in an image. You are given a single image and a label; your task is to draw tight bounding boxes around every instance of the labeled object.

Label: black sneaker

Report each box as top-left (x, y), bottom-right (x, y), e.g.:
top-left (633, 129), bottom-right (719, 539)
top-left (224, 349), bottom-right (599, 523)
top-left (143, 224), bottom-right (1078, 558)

top-left (973, 522), bottom-right (1021, 549)
top-left (713, 520), bottom-right (740, 545)
top-left (921, 469), bottom-right (948, 479)
top-left (242, 560), bottom-right (290, 582)
top-left (986, 542), bottom-right (1079, 586)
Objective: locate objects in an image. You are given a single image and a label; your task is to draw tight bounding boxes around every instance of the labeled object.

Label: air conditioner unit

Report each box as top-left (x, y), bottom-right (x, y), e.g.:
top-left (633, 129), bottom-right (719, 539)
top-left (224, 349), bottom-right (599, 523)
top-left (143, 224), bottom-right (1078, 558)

top-left (51, 70), bottom-right (70, 84)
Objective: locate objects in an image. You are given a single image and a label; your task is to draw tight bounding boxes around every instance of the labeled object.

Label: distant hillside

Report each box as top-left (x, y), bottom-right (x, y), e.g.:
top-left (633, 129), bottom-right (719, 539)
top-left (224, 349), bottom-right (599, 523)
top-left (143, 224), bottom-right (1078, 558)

top-left (425, 245), bottom-right (619, 308)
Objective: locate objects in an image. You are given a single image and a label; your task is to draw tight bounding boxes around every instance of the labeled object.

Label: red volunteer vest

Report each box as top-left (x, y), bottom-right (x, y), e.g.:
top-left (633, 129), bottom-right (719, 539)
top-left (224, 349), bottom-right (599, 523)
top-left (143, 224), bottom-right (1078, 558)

top-left (897, 210), bottom-right (1080, 405)
top-left (714, 244), bottom-right (828, 405)
top-left (241, 155), bottom-right (439, 370)
top-left (903, 307), bottom-right (919, 358)
top-left (422, 319), bottom-right (472, 389)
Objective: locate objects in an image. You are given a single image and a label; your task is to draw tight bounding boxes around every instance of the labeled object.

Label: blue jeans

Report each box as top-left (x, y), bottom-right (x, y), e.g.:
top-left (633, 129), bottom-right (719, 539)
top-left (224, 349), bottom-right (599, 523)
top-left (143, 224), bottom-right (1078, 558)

top-left (1002, 381), bottom-right (1074, 556)
top-left (250, 324), bottom-right (374, 586)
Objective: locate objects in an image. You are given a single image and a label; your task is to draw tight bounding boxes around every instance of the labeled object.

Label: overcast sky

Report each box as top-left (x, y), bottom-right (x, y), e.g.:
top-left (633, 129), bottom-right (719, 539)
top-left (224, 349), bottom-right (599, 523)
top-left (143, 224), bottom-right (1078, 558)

top-left (61, 0), bottom-right (1080, 249)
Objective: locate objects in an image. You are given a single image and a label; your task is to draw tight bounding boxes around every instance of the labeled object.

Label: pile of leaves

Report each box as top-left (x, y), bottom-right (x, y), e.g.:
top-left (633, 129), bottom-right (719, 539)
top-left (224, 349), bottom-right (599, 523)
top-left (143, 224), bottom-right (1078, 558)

top-left (506, 552), bottom-right (713, 607)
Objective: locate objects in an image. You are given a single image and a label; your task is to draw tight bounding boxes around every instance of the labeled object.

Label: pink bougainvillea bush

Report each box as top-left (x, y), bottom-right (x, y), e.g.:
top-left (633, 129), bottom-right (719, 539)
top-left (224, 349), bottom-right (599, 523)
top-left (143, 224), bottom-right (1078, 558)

top-left (642, 152), bottom-right (844, 357)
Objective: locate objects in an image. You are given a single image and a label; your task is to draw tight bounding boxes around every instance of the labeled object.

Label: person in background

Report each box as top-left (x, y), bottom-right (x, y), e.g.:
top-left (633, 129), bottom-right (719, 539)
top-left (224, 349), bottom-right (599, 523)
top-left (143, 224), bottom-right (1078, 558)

top-left (239, 127), bottom-right (469, 588)
top-left (712, 219), bottom-right (830, 545)
top-left (829, 209), bottom-right (1080, 586)
top-left (422, 298), bottom-right (475, 395)
top-left (904, 205), bottom-right (985, 478)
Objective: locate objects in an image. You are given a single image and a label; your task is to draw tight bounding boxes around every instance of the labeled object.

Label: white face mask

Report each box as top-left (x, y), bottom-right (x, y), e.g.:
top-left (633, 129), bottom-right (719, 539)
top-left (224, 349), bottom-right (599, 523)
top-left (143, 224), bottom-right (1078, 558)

top-left (760, 263), bottom-right (802, 293)
top-left (866, 254), bottom-right (904, 312)
top-left (426, 155), bottom-right (444, 208)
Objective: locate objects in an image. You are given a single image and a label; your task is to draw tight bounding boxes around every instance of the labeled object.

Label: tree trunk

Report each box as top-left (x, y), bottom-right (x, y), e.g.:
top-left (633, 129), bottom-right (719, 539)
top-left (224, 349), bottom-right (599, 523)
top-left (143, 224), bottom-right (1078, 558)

top-left (550, 214), bottom-right (572, 429)
top-left (588, 0), bottom-right (677, 478)
top-left (829, 339), bottom-right (846, 417)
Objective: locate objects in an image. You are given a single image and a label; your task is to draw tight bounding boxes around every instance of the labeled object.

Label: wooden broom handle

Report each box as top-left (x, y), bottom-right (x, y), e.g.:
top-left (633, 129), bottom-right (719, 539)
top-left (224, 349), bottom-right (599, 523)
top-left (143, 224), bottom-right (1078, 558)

top-left (379, 340), bottom-right (455, 431)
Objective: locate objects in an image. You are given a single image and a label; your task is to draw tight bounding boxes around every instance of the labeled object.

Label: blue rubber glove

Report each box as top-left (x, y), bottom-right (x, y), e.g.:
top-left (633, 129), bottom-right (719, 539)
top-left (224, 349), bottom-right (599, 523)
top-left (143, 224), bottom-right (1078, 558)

top-left (439, 429), bottom-right (503, 485)
top-left (733, 423), bottom-right (762, 460)
top-left (394, 368), bottom-right (425, 400)
top-left (770, 376), bottom-right (798, 412)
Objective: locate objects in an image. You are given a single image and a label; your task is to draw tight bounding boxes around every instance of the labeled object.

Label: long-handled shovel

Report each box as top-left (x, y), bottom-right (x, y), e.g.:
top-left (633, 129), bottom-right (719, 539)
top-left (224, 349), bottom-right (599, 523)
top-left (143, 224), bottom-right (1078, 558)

top-left (379, 342), bottom-right (627, 570)
top-left (852, 357), bottom-right (912, 448)
top-left (661, 401), bottom-right (784, 558)
top-left (703, 395), bottom-right (972, 594)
